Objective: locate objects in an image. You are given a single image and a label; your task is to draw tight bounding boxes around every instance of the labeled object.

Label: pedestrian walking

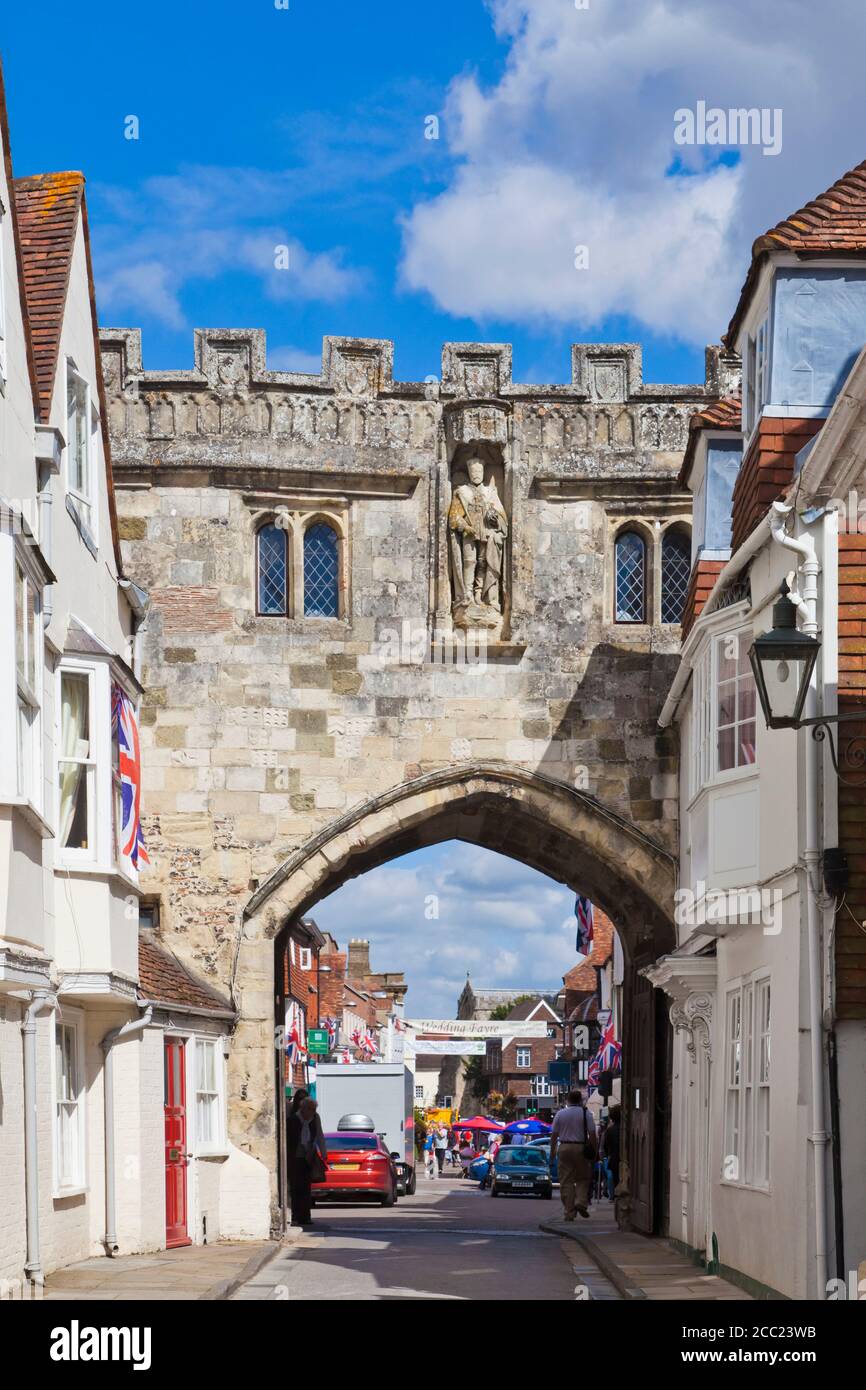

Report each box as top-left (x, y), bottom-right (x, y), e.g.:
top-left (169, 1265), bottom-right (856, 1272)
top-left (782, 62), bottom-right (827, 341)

top-left (433, 1123), bottom-right (449, 1174)
top-left (605, 1105), bottom-right (621, 1199)
top-left (286, 1096), bottom-right (327, 1227)
top-left (550, 1089), bottom-right (597, 1221)
top-left (423, 1130), bottom-right (436, 1179)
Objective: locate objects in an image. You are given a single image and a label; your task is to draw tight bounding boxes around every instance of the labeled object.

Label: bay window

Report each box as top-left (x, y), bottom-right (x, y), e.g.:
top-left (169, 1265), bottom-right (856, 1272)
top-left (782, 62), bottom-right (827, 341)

top-left (55, 1014), bottom-right (85, 1191)
top-left (58, 670), bottom-right (93, 852)
top-left (15, 559), bottom-right (42, 805)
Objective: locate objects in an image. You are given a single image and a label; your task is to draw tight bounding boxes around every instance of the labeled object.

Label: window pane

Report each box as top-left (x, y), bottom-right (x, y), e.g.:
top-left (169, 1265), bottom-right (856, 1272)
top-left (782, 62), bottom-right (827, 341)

top-left (15, 565), bottom-right (25, 682)
top-left (26, 579), bottom-right (38, 689)
top-left (717, 682), bottom-right (736, 727)
top-left (257, 524), bottom-right (287, 615)
top-left (59, 673), bottom-right (90, 849)
top-left (197, 1041), bottom-right (216, 1093)
top-left (304, 522), bottom-right (339, 617)
top-left (197, 1095), bottom-right (214, 1146)
top-left (718, 725), bottom-right (735, 771)
top-left (661, 531), bottom-right (691, 623)
top-left (739, 721), bottom-right (757, 766)
top-left (615, 532), bottom-right (645, 623)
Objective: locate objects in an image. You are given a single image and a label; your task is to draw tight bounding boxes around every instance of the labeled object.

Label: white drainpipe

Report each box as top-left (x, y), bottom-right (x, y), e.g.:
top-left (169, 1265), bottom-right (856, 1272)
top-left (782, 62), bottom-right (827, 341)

top-left (22, 989), bottom-right (58, 1286)
top-left (769, 501), bottom-right (829, 1297)
top-left (101, 1004), bottom-right (153, 1255)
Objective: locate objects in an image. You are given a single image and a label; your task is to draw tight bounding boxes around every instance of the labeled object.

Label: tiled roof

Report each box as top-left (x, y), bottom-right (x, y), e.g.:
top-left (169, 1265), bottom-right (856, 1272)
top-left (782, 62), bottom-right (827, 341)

top-left (0, 62), bottom-right (40, 419)
top-left (138, 933), bottom-right (235, 1016)
top-left (727, 160), bottom-right (866, 346)
top-left (679, 391), bottom-right (742, 486)
top-left (14, 172), bottom-right (84, 423)
top-left (506, 996), bottom-right (559, 1022)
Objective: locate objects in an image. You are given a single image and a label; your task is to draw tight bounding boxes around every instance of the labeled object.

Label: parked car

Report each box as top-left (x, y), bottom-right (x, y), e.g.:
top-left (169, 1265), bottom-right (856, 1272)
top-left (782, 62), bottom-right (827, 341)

top-left (312, 1132), bottom-right (399, 1206)
top-left (523, 1138), bottom-right (558, 1182)
top-left (392, 1154), bottom-right (416, 1196)
top-left (489, 1145), bottom-right (553, 1199)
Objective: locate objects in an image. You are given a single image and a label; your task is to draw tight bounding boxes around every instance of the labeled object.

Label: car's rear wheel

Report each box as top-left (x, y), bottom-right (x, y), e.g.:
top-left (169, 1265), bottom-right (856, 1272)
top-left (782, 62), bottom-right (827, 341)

top-left (381, 1183), bottom-right (396, 1207)
top-left (407, 1169), bottom-right (417, 1196)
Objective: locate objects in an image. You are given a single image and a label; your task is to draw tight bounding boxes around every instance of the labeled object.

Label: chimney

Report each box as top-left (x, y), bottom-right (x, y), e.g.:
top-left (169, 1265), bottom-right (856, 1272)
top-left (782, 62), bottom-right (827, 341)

top-left (347, 938), bottom-right (371, 978)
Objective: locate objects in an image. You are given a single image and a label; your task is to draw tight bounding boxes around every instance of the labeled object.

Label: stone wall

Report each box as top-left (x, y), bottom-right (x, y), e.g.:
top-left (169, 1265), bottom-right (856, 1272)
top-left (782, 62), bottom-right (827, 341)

top-left (102, 328), bottom-right (731, 1192)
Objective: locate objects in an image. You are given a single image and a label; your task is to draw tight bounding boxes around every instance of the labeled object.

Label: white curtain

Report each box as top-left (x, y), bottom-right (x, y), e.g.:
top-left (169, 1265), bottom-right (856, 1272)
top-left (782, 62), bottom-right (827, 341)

top-left (59, 675), bottom-right (89, 848)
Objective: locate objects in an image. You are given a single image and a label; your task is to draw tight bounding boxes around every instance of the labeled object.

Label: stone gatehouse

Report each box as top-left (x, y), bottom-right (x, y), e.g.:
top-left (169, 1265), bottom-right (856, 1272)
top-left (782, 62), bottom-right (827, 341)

top-left (101, 326), bottom-right (738, 1234)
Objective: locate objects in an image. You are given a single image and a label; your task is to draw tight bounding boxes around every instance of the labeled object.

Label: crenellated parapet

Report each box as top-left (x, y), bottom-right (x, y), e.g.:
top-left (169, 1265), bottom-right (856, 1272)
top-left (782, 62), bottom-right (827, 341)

top-left (100, 327), bottom-right (738, 478)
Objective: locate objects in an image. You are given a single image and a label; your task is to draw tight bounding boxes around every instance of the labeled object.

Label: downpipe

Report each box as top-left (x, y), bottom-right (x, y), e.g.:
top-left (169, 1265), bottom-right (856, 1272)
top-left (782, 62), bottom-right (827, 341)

top-left (101, 1004), bottom-right (153, 1256)
top-left (769, 503), bottom-right (830, 1297)
top-left (22, 990), bottom-right (58, 1287)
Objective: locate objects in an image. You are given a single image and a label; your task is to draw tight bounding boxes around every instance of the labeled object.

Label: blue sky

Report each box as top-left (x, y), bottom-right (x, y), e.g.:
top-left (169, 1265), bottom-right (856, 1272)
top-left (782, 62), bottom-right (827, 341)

top-left (312, 842), bottom-right (580, 1019)
top-left (7, 1), bottom-right (861, 390)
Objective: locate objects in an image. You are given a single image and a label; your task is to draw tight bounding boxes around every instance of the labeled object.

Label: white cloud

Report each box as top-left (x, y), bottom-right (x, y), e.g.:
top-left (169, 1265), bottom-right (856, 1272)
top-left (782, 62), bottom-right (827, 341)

top-left (92, 168), bottom-right (365, 329)
top-left (268, 344), bottom-right (323, 374)
top-left (312, 844), bottom-right (581, 1017)
top-left (400, 0), bottom-right (866, 343)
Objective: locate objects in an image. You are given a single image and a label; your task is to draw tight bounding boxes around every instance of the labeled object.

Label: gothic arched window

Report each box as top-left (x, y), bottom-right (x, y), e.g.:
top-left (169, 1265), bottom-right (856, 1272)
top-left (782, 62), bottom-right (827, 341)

top-left (661, 529), bottom-right (692, 624)
top-left (256, 523), bottom-right (288, 616)
top-left (615, 530), bottom-right (646, 623)
top-left (303, 522), bottom-right (339, 618)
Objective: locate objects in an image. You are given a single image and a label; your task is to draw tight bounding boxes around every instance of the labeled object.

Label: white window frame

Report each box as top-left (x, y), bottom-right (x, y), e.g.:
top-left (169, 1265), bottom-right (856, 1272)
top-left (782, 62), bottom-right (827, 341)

top-left (298, 945), bottom-right (312, 971)
top-left (192, 1036), bottom-right (227, 1156)
top-left (744, 310), bottom-right (771, 439)
top-left (415, 1085), bottom-right (423, 1101)
top-left (690, 621), bottom-right (758, 799)
top-left (713, 631), bottom-right (758, 779)
top-left (57, 663), bottom-right (97, 861)
top-left (14, 553), bottom-right (43, 810)
top-left (516, 1046), bottom-right (531, 1069)
top-left (52, 1007), bottom-right (87, 1196)
top-left (65, 360), bottom-right (98, 540)
top-left (530, 1073), bottom-right (551, 1098)
top-left (722, 973), bottom-right (771, 1191)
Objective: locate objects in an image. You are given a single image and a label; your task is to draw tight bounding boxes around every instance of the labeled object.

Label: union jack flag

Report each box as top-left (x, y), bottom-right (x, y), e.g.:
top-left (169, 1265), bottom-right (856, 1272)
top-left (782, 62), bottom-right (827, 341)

top-left (575, 895), bottom-right (594, 954)
top-left (111, 686), bottom-right (149, 869)
top-left (586, 1018), bottom-right (621, 1095)
top-left (324, 1015), bottom-right (338, 1050)
top-left (285, 1002), bottom-right (307, 1067)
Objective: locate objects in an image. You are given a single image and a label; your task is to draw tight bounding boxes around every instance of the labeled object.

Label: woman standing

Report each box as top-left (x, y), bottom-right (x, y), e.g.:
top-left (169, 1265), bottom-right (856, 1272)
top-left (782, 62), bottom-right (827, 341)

top-left (286, 1096), bottom-right (327, 1227)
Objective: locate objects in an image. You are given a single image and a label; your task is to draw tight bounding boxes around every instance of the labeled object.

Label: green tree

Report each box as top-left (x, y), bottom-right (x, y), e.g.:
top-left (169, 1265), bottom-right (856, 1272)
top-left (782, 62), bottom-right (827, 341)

top-left (462, 1054), bottom-right (490, 1101)
top-left (488, 995), bottom-right (535, 1021)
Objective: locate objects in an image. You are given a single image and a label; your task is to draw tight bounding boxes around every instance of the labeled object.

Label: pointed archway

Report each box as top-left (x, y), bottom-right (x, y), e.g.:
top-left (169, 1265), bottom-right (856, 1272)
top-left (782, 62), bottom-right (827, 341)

top-left (233, 763), bottom-right (676, 1232)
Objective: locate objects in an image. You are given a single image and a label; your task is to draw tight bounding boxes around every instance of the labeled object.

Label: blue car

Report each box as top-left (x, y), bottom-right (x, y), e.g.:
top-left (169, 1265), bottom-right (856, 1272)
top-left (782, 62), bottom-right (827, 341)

top-left (523, 1139), bottom-right (558, 1182)
top-left (490, 1145), bottom-right (553, 1199)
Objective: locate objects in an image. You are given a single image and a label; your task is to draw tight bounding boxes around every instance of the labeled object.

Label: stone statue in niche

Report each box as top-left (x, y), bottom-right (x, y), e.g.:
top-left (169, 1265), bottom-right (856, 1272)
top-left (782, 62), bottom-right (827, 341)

top-left (448, 456), bottom-right (508, 629)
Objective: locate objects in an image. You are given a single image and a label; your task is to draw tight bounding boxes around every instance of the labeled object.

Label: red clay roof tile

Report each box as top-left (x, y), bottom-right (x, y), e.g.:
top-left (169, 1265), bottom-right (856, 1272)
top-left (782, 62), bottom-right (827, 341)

top-left (14, 172), bottom-right (84, 423)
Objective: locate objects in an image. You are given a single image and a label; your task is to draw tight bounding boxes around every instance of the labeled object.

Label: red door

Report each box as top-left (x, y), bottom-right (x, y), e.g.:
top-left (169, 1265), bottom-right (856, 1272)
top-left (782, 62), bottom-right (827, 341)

top-left (164, 1038), bottom-right (191, 1247)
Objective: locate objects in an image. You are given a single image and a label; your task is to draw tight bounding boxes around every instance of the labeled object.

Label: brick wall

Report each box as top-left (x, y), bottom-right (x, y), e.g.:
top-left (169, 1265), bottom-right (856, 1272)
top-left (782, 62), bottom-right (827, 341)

top-left (283, 928), bottom-right (320, 1086)
top-left (837, 531), bottom-right (866, 1020)
top-left (730, 417), bottom-right (824, 553)
top-left (681, 558), bottom-right (728, 640)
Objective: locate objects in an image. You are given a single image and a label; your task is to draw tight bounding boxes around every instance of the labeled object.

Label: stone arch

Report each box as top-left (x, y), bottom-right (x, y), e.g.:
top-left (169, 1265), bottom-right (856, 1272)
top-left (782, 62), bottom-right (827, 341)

top-left (232, 762), bottom-right (676, 1230)
top-left (244, 762), bottom-right (675, 953)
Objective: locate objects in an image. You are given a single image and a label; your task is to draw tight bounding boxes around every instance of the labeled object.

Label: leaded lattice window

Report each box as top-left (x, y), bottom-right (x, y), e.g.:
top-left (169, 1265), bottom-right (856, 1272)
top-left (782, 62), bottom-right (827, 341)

top-left (615, 531), bottom-right (646, 623)
top-left (661, 530), bottom-right (691, 624)
top-left (257, 523), bottom-right (287, 616)
top-left (304, 522), bottom-right (339, 618)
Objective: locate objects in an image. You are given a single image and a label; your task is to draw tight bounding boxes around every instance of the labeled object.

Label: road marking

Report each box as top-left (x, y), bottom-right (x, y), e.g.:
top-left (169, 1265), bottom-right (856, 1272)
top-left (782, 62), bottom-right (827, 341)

top-left (308, 1225), bottom-right (551, 1238)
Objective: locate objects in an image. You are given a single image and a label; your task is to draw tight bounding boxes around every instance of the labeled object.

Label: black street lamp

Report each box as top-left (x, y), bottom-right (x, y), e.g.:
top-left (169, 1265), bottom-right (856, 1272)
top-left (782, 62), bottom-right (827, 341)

top-left (748, 582), bottom-right (820, 730)
top-left (748, 581), bottom-right (866, 781)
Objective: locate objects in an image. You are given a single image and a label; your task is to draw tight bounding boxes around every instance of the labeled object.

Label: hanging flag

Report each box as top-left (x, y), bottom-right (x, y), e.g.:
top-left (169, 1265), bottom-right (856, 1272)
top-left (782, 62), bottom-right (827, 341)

top-left (112, 686), bottom-right (149, 869)
top-left (285, 1001), bottom-right (307, 1067)
top-left (575, 895), bottom-right (594, 954)
top-left (586, 1017), bottom-right (621, 1095)
top-left (324, 1015), bottom-right (338, 1050)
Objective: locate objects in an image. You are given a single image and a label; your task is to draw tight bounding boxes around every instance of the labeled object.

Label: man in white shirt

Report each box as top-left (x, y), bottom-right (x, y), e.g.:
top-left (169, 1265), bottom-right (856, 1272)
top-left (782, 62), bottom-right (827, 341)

top-left (550, 1089), bottom-right (597, 1221)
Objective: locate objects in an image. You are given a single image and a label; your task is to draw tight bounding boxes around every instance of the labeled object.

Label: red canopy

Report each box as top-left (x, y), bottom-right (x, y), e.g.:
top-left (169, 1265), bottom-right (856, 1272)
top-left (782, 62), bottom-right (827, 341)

top-left (453, 1116), bottom-right (503, 1132)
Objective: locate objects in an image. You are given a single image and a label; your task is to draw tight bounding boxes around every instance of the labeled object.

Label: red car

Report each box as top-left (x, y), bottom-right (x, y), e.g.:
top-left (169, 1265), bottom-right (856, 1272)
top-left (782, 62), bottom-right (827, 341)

top-left (312, 1132), bottom-right (399, 1206)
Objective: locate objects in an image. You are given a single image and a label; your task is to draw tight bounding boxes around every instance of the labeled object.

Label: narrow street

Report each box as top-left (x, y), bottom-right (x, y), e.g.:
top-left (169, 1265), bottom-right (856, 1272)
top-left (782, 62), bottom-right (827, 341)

top-left (233, 1177), bottom-right (614, 1302)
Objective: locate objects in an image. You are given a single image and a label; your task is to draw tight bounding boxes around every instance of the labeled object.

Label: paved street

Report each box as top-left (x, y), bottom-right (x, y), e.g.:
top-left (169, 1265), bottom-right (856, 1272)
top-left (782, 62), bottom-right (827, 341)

top-left (233, 1175), bottom-right (610, 1302)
